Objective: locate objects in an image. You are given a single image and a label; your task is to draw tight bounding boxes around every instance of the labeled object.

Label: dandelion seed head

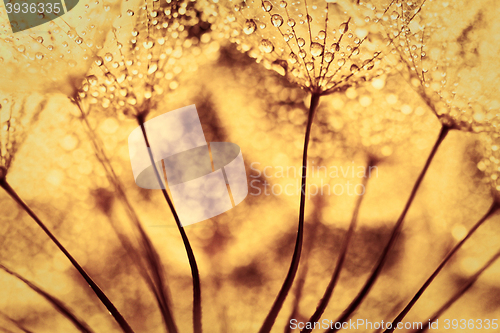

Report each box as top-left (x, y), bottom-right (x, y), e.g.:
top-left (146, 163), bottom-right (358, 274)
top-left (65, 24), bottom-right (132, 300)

top-left (207, 0), bottom-right (398, 94)
top-left (78, 0), bottom-right (218, 119)
top-left (0, 0), bottom-right (121, 95)
top-left (384, 0), bottom-right (500, 133)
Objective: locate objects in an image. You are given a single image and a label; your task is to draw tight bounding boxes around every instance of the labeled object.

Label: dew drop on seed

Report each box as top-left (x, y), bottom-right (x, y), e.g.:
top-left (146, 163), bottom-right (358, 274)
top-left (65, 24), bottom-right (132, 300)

top-left (272, 14), bottom-right (283, 27)
top-left (105, 72), bottom-right (116, 83)
top-left (75, 37), bottom-right (83, 44)
top-left (36, 36), bottom-right (44, 43)
top-left (324, 52), bottom-right (334, 62)
top-left (350, 64), bottom-right (359, 72)
top-left (297, 37), bottom-right (305, 47)
top-left (299, 49), bottom-right (306, 58)
top-left (95, 56), bottom-right (104, 66)
top-left (243, 19), bottom-right (257, 34)
top-left (127, 9), bottom-right (134, 16)
top-left (280, 0), bottom-right (287, 8)
top-left (259, 39), bottom-right (274, 53)
top-left (339, 22), bottom-right (349, 34)
top-left (337, 59), bottom-right (345, 66)
top-left (288, 18), bottom-right (296, 27)
top-left (67, 30), bottom-right (76, 38)
top-left (306, 62), bottom-right (314, 71)
top-left (104, 53), bottom-right (113, 62)
top-left (391, 11), bottom-right (399, 20)
top-left (310, 42), bottom-right (324, 57)
top-left (262, 1), bottom-right (272, 12)
top-left (35, 52), bottom-right (44, 60)
top-left (331, 43), bottom-right (340, 52)
top-left (318, 30), bottom-right (326, 40)
top-left (289, 52), bottom-right (298, 64)
top-left (143, 37), bottom-right (155, 49)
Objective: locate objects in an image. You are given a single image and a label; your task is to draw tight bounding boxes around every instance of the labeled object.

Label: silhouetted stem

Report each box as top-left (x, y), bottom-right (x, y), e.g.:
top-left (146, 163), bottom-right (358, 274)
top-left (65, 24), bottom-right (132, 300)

top-left (0, 179), bottom-right (134, 333)
top-left (285, 194), bottom-right (325, 333)
top-left (259, 92), bottom-right (321, 333)
top-left (138, 118), bottom-right (202, 333)
top-left (414, 250), bottom-right (500, 333)
top-left (75, 100), bottom-right (178, 333)
top-left (326, 125), bottom-right (449, 332)
top-left (384, 201), bottom-right (499, 333)
top-left (303, 159), bottom-right (375, 333)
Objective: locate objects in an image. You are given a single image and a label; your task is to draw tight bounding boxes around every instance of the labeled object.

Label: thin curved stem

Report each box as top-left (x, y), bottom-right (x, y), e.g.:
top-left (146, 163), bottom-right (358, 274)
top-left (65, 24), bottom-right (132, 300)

top-left (0, 179), bottom-right (134, 333)
top-left (326, 125), bottom-right (450, 332)
top-left (137, 117), bottom-right (202, 333)
top-left (75, 99), bottom-right (178, 333)
top-left (259, 92), bottom-right (321, 333)
top-left (384, 201), bottom-right (499, 333)
top-left (413, 250), bottom-right (500, 333)
top-left (303, 158), bottom-right (375, 333)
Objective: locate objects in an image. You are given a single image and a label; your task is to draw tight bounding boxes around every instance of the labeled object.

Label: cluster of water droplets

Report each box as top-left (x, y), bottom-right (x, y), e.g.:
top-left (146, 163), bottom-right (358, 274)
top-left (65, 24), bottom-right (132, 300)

top-left (0, 0), bottom-right (120, 94)
top-left (376, 0), bottom-right (500, 133)
top-left (207, 0), bottom-right (400, 93)
top-left (78, 0), bottom-right (216, 118)
top-left (0, 93), bottom-right (46, 173)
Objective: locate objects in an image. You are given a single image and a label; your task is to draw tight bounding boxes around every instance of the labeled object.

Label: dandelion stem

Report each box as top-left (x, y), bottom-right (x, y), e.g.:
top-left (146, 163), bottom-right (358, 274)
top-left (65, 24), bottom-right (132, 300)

top-left (302, 158), bottom-right (375, 333)
top-left (259, 92), bottom-right (321, 333)
top-left (74, 99), bottom-right (178, 333)
top-left (137, 117), bottom-right (202, 333)
top-left (326, 125), bottom-right (449, 332)
top-left (384, 201), bottom-right (499, 333)
top-left (413, 249), bottom-right (500, 333)
top-left (0, 179), bottom-right (134, 333)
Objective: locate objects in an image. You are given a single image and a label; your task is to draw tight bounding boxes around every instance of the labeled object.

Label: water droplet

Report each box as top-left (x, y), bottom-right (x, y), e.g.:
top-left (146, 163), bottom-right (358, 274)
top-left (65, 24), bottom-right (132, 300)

top-left (259, 39), bottom-right (274, 53)
top-left (67, 30), bottom-right (77, 38)
top-left (306, 62), bottom-right (314, 71)
top-left (17, 45), bottom-right (25, 52)
top-left (288, 18), bottom-right (296, 27)
top-left (331, 43), bottom-right (340, 52)
top-left (297, 38), bottom-right (305, 47)
top-left (35, 52), bottom-right (44, 60)
top-left (310, 42), bottom-right (324, 57)
top-left (148, 62), bottom-right (158, 75)
top-left (272, 14), bottom-right (283, 28)
top-left (299, 50), bottom-right (306, 58)
top-left (75, 37), bottom-right (83, 44)
top-left (318, 30), bottom-right (326, 40)
top-left (272, 60), bottom-right (287, 75)
top-left (391, 11), bottom-right (399, 20)
top-left (243, 19), bottom-right (257, 35)
top-left (104, 53), bottom-right (113, 62)
top-left (87, 75), bottom-right (98, 85)
top-left (143, 37), bottom-right (155, 49)
top-left (47, 45), bottom-right (54, 51)
top-left (68, 60), bottom-right (77, 67)
top-left (339, 22), bottom-right (349, 34)
top-left (352, 47), bottom-right (359, 56)
top-left (36, 36), bottom-right (44, 43)
top-left (95, 57), bottom-right (104, 66)
top-left (131, 29), bottom-right (139, 37)
top-left (262, 1), bottom-right (272, 12)
top-left (127, 9), bottom-right (134, 16)
top-left (324, 52), bottom-right (334, 62)
top-left (350, 64), bottom-right (359, 72)
top-left (289, 52), bottom-right (298, 64)
top-left (337, 59), bottom-right (345, 66)
top-left (306, 14), bottom-right (312, 23)
top-left (280, 1), bottom-right (287, 8)
top-left (105, 72), bottom-right (116, 84)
